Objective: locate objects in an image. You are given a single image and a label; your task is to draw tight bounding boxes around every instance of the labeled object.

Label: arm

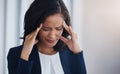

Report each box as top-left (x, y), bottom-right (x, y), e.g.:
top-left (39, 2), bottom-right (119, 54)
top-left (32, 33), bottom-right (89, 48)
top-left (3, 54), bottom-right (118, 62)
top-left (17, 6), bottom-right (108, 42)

top-left (7, 24), bottom-right (42, 74)
top-left (60, 22), bottom-right (87, 74)
top-left (7, 48), bottom-right (33, 74)
top-left (21, 25), bottom-right (42, 61)
top-left (70, 51), bottom-right (87, 74)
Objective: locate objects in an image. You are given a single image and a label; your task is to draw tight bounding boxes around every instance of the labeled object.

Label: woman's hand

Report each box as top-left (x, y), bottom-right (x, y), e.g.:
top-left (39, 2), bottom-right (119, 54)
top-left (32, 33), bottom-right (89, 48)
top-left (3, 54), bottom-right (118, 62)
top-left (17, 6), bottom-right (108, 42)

top-left (60, 22), bottom-right (82, 54)
top-left (21, 24), bottom-right (42, 61)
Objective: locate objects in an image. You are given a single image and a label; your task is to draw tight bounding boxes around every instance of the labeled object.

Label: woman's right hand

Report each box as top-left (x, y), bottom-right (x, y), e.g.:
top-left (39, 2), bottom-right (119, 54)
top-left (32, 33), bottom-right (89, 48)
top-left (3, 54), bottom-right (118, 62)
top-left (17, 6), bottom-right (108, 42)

top-left (20, 24), bottom-right (42, 61)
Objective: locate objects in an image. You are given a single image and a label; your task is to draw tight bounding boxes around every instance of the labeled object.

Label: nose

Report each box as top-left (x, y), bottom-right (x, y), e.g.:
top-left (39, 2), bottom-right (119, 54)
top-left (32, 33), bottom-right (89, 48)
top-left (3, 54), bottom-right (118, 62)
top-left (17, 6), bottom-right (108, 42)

top-left (48, 30), bottom-right (58, 39)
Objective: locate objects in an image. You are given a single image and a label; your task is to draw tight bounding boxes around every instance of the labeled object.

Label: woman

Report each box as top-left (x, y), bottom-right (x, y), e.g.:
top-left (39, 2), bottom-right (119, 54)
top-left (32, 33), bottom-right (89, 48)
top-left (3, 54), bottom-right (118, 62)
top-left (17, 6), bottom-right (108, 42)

top-left (7, 0), bottom-right (86, 74)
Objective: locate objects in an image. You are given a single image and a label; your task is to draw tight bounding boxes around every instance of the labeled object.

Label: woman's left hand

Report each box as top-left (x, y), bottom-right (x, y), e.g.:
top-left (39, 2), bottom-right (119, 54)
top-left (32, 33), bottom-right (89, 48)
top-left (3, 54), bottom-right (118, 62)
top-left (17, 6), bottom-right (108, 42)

top-left (60, 22), bottom-right (82, 54)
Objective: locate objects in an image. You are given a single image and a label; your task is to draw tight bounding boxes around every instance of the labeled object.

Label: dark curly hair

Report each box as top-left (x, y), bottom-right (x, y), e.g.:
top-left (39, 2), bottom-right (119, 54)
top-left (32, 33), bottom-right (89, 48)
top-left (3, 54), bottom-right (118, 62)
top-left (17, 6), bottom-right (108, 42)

top-left (23, 0), bottom-right (71, 51)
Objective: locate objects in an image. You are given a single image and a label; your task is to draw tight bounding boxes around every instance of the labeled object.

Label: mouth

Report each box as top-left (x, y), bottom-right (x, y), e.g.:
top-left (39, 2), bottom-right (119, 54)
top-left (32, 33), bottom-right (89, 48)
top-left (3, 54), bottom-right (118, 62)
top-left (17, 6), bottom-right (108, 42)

top-left (46, 39), bottom-right (56, 43)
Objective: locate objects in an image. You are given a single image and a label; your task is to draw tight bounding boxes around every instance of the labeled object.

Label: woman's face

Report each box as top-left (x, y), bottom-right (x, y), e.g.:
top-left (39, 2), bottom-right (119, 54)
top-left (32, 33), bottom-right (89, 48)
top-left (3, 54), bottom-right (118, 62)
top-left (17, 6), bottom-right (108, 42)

top-left (38, 13), bottom-right (64, 48)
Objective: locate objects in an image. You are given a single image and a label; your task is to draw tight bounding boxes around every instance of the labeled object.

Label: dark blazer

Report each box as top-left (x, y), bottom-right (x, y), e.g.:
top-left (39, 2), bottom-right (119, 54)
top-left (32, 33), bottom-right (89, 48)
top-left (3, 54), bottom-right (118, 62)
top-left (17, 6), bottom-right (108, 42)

top-left (7, 45), bottom-right (86, 74)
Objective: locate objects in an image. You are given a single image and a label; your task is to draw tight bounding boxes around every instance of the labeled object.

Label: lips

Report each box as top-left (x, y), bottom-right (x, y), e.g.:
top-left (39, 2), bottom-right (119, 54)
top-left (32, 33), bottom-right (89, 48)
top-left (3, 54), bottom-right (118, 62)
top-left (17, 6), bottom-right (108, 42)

top-left (46, 39), bottom-right (56, 43)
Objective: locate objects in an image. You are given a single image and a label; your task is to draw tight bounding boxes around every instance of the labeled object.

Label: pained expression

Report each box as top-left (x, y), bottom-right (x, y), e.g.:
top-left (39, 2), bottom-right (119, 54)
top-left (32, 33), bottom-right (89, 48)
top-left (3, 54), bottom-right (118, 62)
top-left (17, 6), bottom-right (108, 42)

top-left (38, 14), bottom-right (64, 47)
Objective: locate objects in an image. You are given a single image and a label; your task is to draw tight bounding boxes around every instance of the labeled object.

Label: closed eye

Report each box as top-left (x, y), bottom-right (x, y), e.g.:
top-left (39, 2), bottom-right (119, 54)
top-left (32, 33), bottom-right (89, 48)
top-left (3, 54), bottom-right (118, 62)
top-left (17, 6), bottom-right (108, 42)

top-left (56, 26), bottom-right (63, 31)
top-left (42, 27), bottom-right (51, 31)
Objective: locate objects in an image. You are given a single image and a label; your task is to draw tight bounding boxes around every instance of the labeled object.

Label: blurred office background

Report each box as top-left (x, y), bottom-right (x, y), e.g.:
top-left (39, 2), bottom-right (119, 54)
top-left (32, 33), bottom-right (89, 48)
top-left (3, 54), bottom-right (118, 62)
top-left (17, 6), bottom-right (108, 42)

top-left (0, 0), bottom-right (120, 74)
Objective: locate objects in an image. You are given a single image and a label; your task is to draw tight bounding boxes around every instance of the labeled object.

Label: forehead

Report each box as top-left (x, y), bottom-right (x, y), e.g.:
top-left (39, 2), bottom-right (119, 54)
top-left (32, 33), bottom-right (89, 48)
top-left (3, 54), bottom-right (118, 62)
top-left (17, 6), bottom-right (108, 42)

top-left (43, 14), bottom-right (64, 27)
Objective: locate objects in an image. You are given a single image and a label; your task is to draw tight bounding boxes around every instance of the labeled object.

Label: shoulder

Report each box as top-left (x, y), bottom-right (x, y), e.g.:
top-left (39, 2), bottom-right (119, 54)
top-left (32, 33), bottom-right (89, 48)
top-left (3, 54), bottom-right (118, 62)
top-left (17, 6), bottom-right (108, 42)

top-left (7, 45), bottom-right (23, 58)
top-left (9, 45), bottom-right (23, 53)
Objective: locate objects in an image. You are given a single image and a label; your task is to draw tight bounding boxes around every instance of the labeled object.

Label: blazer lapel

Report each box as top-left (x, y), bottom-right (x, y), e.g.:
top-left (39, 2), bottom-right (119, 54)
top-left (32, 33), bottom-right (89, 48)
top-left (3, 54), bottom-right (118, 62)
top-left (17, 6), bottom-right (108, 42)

top-left (59, 50), bottom-right (71, 74)
top-left (29, 45), bottom-right (41, 74)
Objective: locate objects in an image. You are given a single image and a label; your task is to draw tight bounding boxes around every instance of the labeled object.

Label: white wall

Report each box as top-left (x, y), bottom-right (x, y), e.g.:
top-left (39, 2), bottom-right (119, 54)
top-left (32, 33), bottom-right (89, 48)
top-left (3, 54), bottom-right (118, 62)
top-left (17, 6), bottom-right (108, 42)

top-left (3, 0), bottom-right (21, 74)
top-left (81, 0), bottom-right (120, 74)
top-left (0, 0), bottom-right (5, 74)
top-left (72, 0), bottom-right (84, 49)
top-left (0, 0), bottom-right (34, 74)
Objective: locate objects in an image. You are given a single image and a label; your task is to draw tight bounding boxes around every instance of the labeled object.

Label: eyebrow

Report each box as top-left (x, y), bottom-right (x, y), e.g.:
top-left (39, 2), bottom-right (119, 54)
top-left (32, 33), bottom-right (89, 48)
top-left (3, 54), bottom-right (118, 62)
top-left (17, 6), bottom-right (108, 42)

top-left (42, 25), bottom-right (63, 28)
top-left (42, 26), bottom-right (50, 28)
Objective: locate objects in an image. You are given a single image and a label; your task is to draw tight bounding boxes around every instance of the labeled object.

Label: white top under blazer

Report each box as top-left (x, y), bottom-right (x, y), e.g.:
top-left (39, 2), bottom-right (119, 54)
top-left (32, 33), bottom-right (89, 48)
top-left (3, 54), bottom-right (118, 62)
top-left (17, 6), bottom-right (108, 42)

top-left (38, 52), bottom-right (64, 74)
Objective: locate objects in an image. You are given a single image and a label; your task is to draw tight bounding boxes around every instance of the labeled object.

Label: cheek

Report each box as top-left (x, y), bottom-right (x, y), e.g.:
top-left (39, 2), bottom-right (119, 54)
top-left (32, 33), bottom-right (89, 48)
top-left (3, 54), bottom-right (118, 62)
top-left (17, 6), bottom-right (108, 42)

top-left (38, 31), bottom-right (47, 39)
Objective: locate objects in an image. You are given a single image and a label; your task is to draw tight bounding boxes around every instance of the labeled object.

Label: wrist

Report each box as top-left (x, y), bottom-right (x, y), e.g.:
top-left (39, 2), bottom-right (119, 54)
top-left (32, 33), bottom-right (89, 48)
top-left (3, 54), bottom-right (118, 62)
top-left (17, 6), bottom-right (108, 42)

top-left (20, 48), bottom-right (31, 61)
top-left (72, 49), bottom-right (82, 54)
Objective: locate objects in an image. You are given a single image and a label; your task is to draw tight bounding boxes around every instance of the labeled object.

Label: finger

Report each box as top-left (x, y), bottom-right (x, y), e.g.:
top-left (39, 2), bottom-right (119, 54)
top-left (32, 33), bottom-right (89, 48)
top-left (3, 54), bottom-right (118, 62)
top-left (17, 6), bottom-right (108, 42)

top-left (60, 36), bottom-right (69, 44)
top-left (62, 21), bottom-right (71, 35)
top-left (25, 24), bottom-right (43, 39)
top-left (32, 24), bottom-right (43, 38)
top-left (35, 24), bottom-right (43, 35)
top-left (69, 26), bottom-right (74, 37)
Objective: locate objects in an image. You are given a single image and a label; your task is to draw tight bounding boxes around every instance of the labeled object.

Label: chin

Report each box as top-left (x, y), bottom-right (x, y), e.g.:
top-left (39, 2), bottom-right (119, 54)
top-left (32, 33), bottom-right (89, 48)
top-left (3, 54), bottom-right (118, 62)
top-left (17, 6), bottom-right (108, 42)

top-left (46, 42), bottom-right (57, 48)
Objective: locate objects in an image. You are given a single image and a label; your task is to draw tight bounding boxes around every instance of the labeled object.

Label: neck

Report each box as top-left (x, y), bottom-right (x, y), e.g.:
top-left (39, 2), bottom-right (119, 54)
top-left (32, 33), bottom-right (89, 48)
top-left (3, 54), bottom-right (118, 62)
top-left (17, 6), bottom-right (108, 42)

top-left (37, 43), bottom-right (57, 55)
